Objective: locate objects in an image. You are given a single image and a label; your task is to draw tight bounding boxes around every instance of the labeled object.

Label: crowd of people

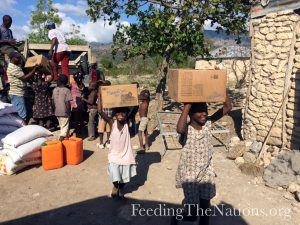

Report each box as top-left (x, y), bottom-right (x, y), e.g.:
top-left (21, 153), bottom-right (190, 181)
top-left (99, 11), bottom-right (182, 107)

top-left (0, 14), bottom-right (235, 225)
top-left (0, 15), bottom-right (151, 199)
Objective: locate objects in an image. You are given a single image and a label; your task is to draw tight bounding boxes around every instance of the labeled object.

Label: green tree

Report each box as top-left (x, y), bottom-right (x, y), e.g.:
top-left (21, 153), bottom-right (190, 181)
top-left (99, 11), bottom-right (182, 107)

top-left (86, 0), bottom-right (250, 109)
top-left (29, 0), bottom-right (88, 45)
top-left (65, 24), bottom-right (87, 45)
top-left (29, 0), bottom-right (62, 43)
top-left (87, 0), bottom-right (250, 69)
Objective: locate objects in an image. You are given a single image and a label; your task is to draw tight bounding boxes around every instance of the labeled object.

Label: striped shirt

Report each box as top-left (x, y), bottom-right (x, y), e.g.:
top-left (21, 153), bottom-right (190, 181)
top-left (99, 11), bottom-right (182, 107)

top-left (7, 63), bottom-right (26, 96)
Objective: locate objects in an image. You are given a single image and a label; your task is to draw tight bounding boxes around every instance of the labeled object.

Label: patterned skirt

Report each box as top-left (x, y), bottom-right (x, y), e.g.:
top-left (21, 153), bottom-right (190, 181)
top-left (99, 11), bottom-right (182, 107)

top-left (178, 164), bottom-right (216, 203)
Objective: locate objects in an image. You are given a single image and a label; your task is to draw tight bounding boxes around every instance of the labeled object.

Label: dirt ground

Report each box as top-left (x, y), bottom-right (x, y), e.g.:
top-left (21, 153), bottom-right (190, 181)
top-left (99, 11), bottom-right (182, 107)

top-left (1, 109), bottom-right (300, 225)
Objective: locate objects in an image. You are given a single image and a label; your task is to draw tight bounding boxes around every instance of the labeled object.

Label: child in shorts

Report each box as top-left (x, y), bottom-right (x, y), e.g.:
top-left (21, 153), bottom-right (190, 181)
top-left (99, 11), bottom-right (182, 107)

top-left (137, 89), bottom-right (150, 153)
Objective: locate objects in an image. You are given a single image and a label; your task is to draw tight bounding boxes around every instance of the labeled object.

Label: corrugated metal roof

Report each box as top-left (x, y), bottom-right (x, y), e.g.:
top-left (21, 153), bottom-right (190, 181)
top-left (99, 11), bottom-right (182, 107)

top-left (199, 45), bottom-right (250, 59)
top-left (251, 0), bottom-right (300, 18)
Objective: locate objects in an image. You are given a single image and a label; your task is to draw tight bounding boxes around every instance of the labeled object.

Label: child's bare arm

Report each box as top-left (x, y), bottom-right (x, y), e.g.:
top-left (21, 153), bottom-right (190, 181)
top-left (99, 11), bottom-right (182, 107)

top-left (177, 104), bottom-right (191, 134)
top-left (210, 91), bottom-right (233, 123)
top-left (97, 93), bottom-right (113, 126)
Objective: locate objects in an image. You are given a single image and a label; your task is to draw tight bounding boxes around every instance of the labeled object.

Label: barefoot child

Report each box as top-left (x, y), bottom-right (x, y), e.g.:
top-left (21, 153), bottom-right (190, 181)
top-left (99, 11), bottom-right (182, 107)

top-left (173, 93), bottom-right (232, 225)
top-left (82, 80), bottom-right (98, 141)
top-left (138, 90), bottom-right (150, 153)
top-left (52, 75), bottom-right (72, 141)
top-left (98, 101), bottom-right (137, 198)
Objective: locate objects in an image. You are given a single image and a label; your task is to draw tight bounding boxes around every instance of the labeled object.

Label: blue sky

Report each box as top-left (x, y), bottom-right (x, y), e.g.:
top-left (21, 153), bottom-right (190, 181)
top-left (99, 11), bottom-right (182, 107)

top-left (1, 0), bottom-right (215, 43)
top-left (1, 0), bottom-right (120, 43)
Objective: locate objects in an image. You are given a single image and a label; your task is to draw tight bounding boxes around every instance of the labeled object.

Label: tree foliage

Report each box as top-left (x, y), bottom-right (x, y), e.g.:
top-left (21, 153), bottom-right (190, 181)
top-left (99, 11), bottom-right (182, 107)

top-left (86, 0), bottom-right (251, 73)
top-left (29, 0), bottom-right (62, 43)
top-left (29, 0), bottom-right (87, 45)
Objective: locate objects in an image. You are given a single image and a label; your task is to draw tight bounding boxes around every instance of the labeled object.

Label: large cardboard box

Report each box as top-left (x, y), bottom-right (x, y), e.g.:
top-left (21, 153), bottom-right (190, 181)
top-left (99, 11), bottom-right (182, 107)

top-left (25, 55), bottom-right (51, 74)
top-left (168, 69), bottom-right (227, 102)
top-left (100, 84), bottom-right (138, 108)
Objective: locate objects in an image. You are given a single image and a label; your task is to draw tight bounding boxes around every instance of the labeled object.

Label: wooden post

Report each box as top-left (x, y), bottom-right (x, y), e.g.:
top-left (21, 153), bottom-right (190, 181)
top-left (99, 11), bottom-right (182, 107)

top-left (282, 21), bottom-right (299, 147)
top-left (242, 21), bottom-right (255, 139)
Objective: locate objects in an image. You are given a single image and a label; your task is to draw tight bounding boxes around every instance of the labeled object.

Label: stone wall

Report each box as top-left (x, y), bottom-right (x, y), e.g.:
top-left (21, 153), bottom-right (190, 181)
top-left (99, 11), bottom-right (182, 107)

top-left (243, 10), bottom-right (300, 149)
top-left (195, 59), bottom-right (250, 87)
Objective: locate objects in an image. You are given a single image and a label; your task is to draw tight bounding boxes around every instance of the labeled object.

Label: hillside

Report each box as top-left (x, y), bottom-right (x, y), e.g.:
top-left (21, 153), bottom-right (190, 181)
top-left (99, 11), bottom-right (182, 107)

top-left (90, 30), bottom-right (250, 55)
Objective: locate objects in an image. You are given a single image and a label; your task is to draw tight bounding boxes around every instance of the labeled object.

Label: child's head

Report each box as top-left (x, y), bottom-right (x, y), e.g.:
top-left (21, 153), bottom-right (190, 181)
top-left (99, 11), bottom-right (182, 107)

top-left (8, 51), bottom-right (22, 65)
top-left (189, 103), bottom-right (208, 126)
top-left (114, 107), bottom-right (129, 124)
top-left (57, 74), bottom-right (68, 87)
top-left (140, 89), bottom-right (150, 101)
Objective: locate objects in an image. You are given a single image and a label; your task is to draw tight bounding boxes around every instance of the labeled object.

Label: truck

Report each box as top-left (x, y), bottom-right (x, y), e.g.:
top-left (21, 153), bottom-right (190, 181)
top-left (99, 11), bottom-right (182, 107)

top-left (23, 41), bottom-right (104, 85)
top-left (0, 40), bottom-right (104, 102)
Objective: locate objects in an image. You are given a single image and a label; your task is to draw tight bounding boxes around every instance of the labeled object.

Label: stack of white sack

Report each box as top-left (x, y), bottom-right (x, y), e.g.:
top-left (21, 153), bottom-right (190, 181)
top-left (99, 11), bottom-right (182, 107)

top-left (0, 101), bottom-right (25, 141)
top-left (0, 125), bottom-right (53, 175)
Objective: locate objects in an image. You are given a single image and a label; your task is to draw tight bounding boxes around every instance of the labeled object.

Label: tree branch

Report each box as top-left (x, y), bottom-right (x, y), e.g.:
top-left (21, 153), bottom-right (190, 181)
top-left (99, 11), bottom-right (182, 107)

top-left (145, 0), bottom-right (182, 9)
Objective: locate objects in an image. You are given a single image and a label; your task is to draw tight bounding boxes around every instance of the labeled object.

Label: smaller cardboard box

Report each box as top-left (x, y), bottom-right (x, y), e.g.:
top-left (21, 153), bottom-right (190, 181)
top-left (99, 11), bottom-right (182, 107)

top-left (25, 55), bottom-right (51, 74)
top-left (168, 69), bottom-right (227, 103)
top-left (100, 84), bottom-right (138, 108)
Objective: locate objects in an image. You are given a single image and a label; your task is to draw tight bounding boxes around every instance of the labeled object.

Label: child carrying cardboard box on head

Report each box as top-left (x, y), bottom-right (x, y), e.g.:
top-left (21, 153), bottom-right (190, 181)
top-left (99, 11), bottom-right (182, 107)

top-left (98, 102), bottom-right (137, 199)
top-left (169, 69), bottom-right (232, 225)
top-left (97, 83), bottom-right (139, 198)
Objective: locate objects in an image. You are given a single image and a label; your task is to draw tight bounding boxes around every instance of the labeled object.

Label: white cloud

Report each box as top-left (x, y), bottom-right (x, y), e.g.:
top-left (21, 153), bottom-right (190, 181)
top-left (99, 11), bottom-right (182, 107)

top-left (53, 0), bottom-right (88, 17)
top-left (57, 12), bottom-right (117, 43)
top-left (11, 25), bottom-right (30, 40)
top-left (0, 0), bottom-right (21, 15)
top-left (10, 12), bottom-right (118, 43)
top-left (9, 3), bottom-right (120, 43)
top-left (204, 20), bottom-right (219, 30)
top-left (79, 20), bottom-right (117, 43)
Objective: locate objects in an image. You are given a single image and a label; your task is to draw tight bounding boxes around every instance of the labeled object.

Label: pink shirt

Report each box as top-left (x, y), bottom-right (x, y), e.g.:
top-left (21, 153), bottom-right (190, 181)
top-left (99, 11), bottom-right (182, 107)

top-left (108, 121), bottom-right (136, 165)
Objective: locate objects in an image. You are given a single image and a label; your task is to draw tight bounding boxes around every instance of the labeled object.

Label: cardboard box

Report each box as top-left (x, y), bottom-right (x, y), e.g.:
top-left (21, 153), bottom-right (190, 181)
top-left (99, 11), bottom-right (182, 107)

top-left (100, 84), bottom-right (138, 108)
top-left (168, 69), bottom-right (227, 102)
top-left (25, 55), bottom-right (51, 74)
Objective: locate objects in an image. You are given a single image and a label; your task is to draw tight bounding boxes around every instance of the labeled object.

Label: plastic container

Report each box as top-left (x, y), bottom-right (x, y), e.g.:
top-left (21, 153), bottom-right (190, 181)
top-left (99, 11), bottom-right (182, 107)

top-left (41, 141), bottom-right (64, 170)
top-left (62, 138), bottom-right (83, 165)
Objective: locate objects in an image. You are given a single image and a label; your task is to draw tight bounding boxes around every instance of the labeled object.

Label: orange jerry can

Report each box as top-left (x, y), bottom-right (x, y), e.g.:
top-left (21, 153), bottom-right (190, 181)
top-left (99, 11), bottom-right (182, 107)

top-left (41, 141), bottom-right (64, 170)
top-left (62, 138), bottom-right (83, 165)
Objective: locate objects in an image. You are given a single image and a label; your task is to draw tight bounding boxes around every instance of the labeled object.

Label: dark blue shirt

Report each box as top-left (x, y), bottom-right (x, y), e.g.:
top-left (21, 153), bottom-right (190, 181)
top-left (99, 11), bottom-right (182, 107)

top-left (0, 24), bottom-right (13, 42)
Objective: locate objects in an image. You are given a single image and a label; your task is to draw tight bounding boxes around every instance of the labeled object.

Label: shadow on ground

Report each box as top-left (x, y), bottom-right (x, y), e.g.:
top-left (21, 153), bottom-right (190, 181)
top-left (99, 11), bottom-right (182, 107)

top-left (126, 152), bottom-right (161, 194)
top-left (228, 108), bottom-right (243, 140)
top-left (82, 149), bottom-right (94, 162)
top-left (0, 196), bottom-right (249, 225)
top-left (148, 130), bottom-right (160, 147)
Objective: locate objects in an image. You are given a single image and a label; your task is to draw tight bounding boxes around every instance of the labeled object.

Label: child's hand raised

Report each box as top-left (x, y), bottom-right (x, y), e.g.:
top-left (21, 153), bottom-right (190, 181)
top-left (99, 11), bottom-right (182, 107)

top-left (183, 103), bottom-right (192, 110)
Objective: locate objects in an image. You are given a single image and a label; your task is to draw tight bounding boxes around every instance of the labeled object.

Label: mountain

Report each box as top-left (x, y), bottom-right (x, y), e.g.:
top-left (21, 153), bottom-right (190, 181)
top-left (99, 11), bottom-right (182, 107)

top-left (90, 29), bottom-right (251, 57)
top-left (204, 30), bottom-right (250, 46)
